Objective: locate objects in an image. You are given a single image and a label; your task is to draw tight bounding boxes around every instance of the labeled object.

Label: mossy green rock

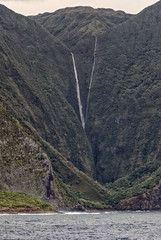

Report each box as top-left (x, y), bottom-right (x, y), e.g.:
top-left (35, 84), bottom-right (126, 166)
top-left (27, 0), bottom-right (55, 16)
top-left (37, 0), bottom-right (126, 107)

top-left (0, 104), bottom-right (76, 209)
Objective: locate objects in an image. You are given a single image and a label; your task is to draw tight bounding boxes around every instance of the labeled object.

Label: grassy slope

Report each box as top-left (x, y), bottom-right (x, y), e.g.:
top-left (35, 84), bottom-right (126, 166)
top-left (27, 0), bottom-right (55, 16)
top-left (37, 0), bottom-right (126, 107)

top-left (42, 140), bottom-right (110, 209)
top-left (0, 191), bottom-right (54, 212)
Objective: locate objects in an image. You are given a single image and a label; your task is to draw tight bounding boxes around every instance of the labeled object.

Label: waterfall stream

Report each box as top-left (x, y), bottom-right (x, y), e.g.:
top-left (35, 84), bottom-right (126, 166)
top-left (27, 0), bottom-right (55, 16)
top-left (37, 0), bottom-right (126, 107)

top-left (85, 36), bottom-right (97, 123)
top-left (71, 52), bottom-right (85, 129)
top-left (71, 36), bottom-right (97, 129)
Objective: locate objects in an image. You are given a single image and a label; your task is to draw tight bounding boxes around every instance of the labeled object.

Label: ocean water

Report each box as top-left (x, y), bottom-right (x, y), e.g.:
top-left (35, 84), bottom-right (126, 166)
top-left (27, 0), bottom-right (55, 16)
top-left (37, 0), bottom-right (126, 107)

top-left (0, 211), bottom-right (160, 240)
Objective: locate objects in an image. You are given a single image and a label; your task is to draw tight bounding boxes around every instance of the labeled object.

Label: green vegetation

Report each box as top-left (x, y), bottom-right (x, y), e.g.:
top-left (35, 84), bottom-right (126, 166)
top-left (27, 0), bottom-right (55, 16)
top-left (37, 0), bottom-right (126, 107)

top-left (0, 4), bottom-right (93, 177)
top-left (32, 7), bottom-right (131, 119)
top-left (32, 7), bottom-right (131, 44)
top-left (105, 163), bottom-right (161, 208)
top-left (0, 191), bottom-right (54, 212)
top-left (0, 104), bottom-right (56, 199)
top-left (1, 2), bottom-right (161, 210)
top-left (85, 2), bottom-right (161, 183)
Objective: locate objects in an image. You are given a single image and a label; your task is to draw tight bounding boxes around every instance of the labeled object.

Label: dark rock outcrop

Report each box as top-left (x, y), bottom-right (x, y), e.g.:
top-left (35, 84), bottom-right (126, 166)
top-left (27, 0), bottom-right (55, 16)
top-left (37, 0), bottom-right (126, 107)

top-left (120, 183), bottom-right (161, 210)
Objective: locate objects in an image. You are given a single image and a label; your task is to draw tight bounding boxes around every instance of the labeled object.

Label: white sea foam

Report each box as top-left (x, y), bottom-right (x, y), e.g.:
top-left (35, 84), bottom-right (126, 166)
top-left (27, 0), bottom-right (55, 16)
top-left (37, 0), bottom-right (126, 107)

top-left (63, 211), bottom-right (100, 215)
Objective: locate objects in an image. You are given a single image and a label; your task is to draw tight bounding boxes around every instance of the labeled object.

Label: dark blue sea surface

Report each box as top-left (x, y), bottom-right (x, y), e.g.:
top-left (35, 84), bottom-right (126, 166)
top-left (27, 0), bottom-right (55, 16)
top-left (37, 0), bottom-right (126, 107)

top-left (0, 211), bottom-right (160, 240)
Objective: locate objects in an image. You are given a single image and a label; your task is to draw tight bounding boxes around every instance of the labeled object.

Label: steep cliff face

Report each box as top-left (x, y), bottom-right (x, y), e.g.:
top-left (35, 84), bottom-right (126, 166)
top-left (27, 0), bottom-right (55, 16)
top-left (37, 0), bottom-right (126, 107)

top-left (33, 3), bottom-right (161, 185)
top-left (87, 1), bottom-right (161, 183)
top-left (0, 104), bottom-right (72, 208)
top-left (0, 104), bottom-right (109, 209)
top-left (32, 3), bottom-right (161, 208)
top-left (0, 4), bottom-right (93, 176)
top-left (1, 2), bottom-right (161, 210)
top-left (0, 5), bottom-right (110, 210)
top-left (32, 7), bottom-right (132, 120)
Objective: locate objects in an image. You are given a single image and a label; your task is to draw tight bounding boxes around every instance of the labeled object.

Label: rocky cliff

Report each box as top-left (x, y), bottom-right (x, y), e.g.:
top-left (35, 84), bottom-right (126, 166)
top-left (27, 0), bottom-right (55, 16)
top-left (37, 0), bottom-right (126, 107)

top-left (120, 181), bottom-right (161, 210)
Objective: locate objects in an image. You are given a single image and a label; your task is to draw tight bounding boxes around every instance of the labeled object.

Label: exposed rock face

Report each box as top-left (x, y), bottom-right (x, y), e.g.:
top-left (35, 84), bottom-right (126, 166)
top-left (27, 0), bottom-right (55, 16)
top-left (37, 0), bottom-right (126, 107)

top-left (120, 183), bottom-right (161, 210)
top-left (0, 104), bottom-right (56, 204)
top-left (0, 104), bottom-right (82, 209)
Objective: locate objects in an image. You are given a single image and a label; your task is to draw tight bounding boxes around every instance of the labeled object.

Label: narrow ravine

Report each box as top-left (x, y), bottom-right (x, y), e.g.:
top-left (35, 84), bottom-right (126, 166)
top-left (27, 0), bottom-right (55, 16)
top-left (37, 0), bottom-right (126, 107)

top-left (71, 52), bottom-right (85, 129)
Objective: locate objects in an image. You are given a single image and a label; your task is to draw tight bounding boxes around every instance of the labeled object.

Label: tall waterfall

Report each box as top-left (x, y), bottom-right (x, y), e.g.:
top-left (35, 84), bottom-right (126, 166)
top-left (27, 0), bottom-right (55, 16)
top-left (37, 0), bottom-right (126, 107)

top-left (71, 52), bottom-right (85, 129)
top-left (85, 36), bottom-right (97, 123)
top-left (71, 36), bottom-right (97, 129)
